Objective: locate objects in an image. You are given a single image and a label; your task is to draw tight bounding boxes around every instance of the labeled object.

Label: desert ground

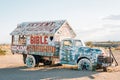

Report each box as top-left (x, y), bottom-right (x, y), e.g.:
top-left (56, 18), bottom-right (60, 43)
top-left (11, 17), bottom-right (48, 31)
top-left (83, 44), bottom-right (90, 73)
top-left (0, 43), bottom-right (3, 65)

top-left (0, 45), bottom-right (120, 80)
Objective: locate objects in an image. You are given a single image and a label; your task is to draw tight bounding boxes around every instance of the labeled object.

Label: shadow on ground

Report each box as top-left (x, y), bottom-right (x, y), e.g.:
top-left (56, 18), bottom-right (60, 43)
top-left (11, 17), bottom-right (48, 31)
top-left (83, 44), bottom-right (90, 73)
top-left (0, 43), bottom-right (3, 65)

top-left (0, 65), bottom-right (100, 80)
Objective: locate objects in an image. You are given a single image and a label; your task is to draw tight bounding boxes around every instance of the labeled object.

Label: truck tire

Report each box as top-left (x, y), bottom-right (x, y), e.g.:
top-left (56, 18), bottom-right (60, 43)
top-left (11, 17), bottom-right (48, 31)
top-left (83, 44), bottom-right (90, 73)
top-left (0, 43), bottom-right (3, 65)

top-left (78, 58), bottom-right (92, 70)
top-left (26, 55), bottom-right (39, 67)
top-left (34, 55), bottom-right (40, 67)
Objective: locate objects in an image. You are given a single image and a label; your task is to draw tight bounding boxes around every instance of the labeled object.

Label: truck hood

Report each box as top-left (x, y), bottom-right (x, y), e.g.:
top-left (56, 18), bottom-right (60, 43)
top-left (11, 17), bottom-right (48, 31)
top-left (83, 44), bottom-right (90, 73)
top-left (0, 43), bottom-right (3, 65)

top-left (78, 46), bottom-right (102, 55)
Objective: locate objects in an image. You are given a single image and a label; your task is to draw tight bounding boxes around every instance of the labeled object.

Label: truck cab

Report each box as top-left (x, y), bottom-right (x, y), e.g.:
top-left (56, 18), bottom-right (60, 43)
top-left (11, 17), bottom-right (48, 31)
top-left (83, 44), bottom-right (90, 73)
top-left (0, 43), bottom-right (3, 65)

top-left (60, 39), bottom-right (102, 70)
top-left (60, 39), bottom-right (85, 64)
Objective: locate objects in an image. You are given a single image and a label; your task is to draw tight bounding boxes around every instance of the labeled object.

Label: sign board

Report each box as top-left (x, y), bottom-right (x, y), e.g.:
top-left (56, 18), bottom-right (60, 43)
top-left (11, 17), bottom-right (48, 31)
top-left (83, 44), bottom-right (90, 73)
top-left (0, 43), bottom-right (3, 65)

top-left (11, 45), bottom-right (27, 52)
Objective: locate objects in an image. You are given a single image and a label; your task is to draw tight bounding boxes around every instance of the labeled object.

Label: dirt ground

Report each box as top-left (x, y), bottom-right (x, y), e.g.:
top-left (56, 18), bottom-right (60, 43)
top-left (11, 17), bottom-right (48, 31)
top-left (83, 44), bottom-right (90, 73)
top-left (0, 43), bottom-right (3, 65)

top-left (0, 46), bottom-right (120, 80)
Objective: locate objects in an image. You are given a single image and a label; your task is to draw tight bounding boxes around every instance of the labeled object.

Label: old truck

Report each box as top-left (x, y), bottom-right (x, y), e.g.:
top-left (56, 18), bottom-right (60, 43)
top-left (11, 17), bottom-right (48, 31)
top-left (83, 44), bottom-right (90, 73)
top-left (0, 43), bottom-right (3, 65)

top-left (10, 20), bottom-right (113, 70)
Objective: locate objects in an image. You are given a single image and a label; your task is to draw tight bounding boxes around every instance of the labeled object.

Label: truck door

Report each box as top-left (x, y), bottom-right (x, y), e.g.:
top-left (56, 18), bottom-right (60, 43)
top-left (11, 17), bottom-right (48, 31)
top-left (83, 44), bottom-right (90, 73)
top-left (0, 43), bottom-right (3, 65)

top-left (60, 39), bottom-right (75, 64)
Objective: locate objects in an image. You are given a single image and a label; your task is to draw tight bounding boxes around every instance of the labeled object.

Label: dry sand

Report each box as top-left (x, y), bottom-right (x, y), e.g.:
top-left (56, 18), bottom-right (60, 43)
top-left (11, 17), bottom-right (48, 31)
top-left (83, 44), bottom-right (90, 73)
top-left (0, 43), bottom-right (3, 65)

top-left (0, 54), bottom-right (24, 68)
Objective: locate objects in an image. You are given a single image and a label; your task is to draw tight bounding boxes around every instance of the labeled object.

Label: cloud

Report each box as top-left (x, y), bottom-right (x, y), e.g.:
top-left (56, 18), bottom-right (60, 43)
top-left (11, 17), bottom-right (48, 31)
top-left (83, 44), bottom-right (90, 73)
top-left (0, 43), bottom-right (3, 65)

top-left (103, 24), bottom-right (120, 32)
top-left (103, 15), bottom-right (120, 20)
top-left (103, 24), bottom-right (120, 28)
top-left (77, 25), bottom-right (120, 41)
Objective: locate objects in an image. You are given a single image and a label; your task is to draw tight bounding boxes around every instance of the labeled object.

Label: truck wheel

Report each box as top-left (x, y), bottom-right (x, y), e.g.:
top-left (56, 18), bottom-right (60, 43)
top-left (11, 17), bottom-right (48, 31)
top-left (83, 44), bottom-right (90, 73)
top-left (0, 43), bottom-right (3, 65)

top-left (34, 55), bottom-right (40, 67)
top-left (78, 58), bottom-right (92, 70)
top-left (26, 55), bottom-right (38, 67)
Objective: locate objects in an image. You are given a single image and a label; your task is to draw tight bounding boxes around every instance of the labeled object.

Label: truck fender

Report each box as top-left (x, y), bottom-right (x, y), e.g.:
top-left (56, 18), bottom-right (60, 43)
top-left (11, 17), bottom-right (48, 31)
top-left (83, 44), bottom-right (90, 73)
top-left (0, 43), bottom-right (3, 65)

top-left (77, 57), bottom-right (90, 64)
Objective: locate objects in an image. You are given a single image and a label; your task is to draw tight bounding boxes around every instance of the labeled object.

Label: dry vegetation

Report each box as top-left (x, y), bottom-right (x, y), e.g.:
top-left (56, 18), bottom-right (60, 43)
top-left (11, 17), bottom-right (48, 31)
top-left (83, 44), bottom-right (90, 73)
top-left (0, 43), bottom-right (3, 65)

top-left (0, 44), bottom-right (11, 55)
top-left (0, 48), bottom-right (6, 55)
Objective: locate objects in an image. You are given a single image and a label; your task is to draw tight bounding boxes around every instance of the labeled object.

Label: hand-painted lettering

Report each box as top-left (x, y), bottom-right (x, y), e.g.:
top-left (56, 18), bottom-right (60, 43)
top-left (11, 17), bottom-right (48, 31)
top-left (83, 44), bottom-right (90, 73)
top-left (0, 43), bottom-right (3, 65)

top-left (30, 36), bottom-right (48, 44)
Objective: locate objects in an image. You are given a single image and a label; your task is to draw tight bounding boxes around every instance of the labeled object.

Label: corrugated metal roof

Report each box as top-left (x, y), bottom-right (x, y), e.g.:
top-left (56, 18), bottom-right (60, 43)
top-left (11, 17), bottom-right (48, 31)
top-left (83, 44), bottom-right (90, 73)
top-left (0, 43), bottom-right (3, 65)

top-left (10, 20), bottom-right (66, 35)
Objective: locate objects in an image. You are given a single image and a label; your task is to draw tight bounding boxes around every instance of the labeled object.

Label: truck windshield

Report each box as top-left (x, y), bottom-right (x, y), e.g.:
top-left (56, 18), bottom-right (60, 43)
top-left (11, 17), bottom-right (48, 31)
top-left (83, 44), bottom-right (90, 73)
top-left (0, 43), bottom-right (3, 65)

top-left (63, 40), bottom-right (72, 46)
top-left (74, 40), bottom-right (83, 47)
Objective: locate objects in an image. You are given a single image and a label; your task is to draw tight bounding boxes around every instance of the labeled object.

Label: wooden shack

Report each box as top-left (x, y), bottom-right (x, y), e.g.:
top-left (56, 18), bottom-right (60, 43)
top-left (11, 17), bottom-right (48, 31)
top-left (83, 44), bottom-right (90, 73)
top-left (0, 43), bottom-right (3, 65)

top-left (10, 20), bottom-right (76, 55)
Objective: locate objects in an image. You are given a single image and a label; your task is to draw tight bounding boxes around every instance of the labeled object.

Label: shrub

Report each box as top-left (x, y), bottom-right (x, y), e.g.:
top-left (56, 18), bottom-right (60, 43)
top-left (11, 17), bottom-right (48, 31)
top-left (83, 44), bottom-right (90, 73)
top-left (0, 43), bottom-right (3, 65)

top-left (85, 41), bottom-right (93, 47)
top-left (0, 48), bottom-right (6, 55)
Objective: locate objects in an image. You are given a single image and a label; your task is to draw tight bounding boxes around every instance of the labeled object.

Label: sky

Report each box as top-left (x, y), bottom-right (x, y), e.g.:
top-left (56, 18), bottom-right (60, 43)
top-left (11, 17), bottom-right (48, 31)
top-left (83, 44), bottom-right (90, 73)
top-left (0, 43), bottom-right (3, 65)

top-left (0, 0), bottom-right (120, 43)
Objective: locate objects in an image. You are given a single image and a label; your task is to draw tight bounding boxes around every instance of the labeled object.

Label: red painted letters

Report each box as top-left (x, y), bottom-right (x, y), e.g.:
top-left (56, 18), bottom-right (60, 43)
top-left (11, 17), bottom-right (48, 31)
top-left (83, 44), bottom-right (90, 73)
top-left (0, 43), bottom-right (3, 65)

top-left (44, 36), bottom-right (48, 44)
top-left (30, 36), bottom-right (48, 44)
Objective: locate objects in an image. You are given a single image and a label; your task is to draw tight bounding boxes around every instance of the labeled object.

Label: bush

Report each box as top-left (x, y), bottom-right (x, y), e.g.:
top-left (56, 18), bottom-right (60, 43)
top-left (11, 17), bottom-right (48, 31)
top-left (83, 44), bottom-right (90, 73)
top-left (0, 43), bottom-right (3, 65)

top-left (0, 48), bottom-right (6, 55)
top-left (85, 41), bottom-right (93, 47)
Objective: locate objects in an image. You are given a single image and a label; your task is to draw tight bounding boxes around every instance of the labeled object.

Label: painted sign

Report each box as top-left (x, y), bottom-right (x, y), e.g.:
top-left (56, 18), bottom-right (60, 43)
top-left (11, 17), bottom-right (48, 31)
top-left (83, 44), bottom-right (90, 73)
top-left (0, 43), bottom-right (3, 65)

top-left (11, 45), bottom-right (27, 52)
top-left (27, 45), bottom-right (56, 53)
top-left (30, 36), bottom-right (48, 44)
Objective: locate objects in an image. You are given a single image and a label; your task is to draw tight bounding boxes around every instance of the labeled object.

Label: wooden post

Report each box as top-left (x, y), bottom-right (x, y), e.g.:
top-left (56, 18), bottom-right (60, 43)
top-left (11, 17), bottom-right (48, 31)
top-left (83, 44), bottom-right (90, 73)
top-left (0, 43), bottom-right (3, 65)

top-left (109, 47), bottom-right (118, 66)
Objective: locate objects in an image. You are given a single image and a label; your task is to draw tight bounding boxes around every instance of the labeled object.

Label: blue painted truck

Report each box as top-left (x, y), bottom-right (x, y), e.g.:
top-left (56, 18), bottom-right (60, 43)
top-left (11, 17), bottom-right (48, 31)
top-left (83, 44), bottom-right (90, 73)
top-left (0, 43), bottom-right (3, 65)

top-left (59, 38), bottom-right (103, 70)
top-left (10, 20), bottom-right (112, 70)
